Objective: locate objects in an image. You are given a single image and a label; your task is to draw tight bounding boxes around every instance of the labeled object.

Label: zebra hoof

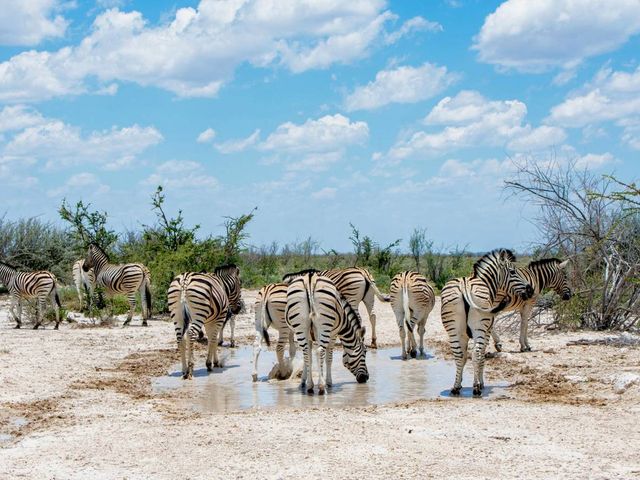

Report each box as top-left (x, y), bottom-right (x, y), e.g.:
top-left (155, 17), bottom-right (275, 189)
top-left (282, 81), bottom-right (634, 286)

top-left (370, 339), bottom-right (378, 349)
top-left (495, 343), bottom-right (503, 352)
top-left (206, 361), bottom-right (212, 372)
top-left (318, 386), bottom-right (325, 395)
top-left (473, 386), bottom-right (482, 397)
top-left (122, 320), bottom-right (131, 327)
top-left (401, 353), bottom-right (408, 360)
top-left (450, 387), bottom-right (461, 396)
top-left (142, 321), bottom-right (148, 327)
top-left (306, 386), bottom-right (314, 395)
top-left (54, 324), bottom-right (59, 330)
top-left (14, 324), bottom-right (20, 329)
top-left (252, 373), bottom-right (258, 382)
top-left (521, 346), bottom-right (532, 352)
top-left (214, 361), bottom-right (220, 368)
top-left (410, 349), bottom-right (417, 359)
top-left (32, 324), bottom-right (40, 330)
top-left (230, 340), bottom-right (236, 348)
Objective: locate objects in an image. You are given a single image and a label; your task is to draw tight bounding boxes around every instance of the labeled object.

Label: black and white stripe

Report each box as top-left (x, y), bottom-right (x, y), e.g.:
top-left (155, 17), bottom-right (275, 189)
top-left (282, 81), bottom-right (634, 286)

top-left (491, 258), bottom-right (571, 352)
top-left (440, 249), bottom-right (533, 397)
top-left (285, 272), bottom-right (369, 395)
top-left (389, 271), bottom-right (435, 359)
top-left (283, 267), bottom-right (389, 348)
top-left (0, 262), bottom-right (61, 329)
top-left (167, 265), bottom-right (242, 379)
top-left (83, 243), bottom-right (151, 326)
top-left (252, 282), bottom-right (294, 382)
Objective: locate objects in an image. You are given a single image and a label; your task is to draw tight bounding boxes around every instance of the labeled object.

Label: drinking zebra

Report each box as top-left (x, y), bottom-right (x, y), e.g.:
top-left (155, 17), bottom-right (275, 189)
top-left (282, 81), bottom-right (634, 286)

top-left (72, 259), bottom-right (96, 309)
top-left (252, 282), bottom-right (295, 382)
top-left (389, 271), bottom-right (435, 359)
top-left (82, 243), bottom-right (152, 326)
top-left (0, 262), bottom-right (61, 329)
top-left (285, 271), bottom-right (369, 395)
top-left (167, 265), bottom-right (242, 379)
top-left (491, 258), bottom-right (571, 352)
top-left (440, 249), bottom-right (533, 397)
top-left (282, 267), bottom-right (389, 348)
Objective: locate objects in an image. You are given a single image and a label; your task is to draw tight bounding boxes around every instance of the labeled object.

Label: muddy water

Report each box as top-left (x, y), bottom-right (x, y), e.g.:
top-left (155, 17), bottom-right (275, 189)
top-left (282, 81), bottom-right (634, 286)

top-left (153, 347), bottom-right (508, 413)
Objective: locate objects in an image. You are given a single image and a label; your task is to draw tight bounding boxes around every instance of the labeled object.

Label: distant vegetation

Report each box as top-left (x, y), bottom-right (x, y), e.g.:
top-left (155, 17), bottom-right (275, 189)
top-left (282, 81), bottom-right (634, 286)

top-left (0, 161), bottom-right (637, 332)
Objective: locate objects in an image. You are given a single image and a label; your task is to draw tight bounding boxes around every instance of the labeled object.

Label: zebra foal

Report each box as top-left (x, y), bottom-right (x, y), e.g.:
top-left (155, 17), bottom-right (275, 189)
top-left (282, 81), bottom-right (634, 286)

top-left (0, 262), bottom-right (61, 329)
top-left (491, 258), bottom-right (571, 352)
top-left (285, 272), bottom-right (369, 395)
top-left (283, 267), bottom-right (389, 348)
top-left (389, 271), bottom-right (435, 359)
top-left (83, 243), bottom-right (151, 326)
top-left (167, 265), bottom-right (242, 379)
top-left (440, 249), bottom-right (533, 397)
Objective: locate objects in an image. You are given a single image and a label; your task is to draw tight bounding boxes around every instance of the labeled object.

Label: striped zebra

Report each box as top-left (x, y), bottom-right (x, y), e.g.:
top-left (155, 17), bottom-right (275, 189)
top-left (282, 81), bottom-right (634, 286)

top-left (72, 259), bottom-right (95, 308)
top-left (285, 272), bottom-right (369, 395)
top-left (252, 282), bottom-right (295, 382)
top-left (440, 249), bottom-right (533, 397)
top-left (282, 267), bottom-right (389, 348)
top-left (82, 243), bottom-right (152, 326)
top-left (167, 265), bottom-right (242, 379)
top-left (491, 258), bottom-right (571, 352)
top-left (389, 271), bottom-right (435, 360)
top-left (0, 262), bottom-right (61, 329)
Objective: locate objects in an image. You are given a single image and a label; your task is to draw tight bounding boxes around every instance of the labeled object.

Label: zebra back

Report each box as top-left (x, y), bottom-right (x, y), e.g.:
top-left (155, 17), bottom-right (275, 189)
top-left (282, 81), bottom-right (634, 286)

top-left (214, 264), bottom-right (242, 314)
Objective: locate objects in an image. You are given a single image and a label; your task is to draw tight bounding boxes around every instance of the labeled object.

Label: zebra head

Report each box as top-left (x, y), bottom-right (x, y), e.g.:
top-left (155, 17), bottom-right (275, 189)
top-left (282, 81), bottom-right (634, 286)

top-left (340, 298), bottom-right (369, 384)
top-left (215, 264), bottom-right (243, 314)
top-left (550, 259), bottom-right (572, 301)
top-left (476, 249), bottom-right (533, 301)
top-left (83, 243), bottom-right (108, 272)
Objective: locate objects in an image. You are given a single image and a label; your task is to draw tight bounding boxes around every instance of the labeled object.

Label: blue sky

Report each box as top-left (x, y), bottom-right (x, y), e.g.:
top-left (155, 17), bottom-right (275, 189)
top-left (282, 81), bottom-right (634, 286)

top-left (0, 0), bottom-right (638, 253)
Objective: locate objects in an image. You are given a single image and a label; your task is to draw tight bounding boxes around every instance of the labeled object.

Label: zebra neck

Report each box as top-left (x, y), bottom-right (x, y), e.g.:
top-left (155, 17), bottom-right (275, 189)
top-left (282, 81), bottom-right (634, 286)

top-left (91, 252), bottom-right (109, 274)
top-left (0, 264), bottom-right (16, 285)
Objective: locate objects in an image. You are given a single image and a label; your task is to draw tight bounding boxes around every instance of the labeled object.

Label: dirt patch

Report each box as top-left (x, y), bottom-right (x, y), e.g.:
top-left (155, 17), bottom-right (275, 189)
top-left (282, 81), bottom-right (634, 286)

top-left (0, 397), bottom-right (70, 444)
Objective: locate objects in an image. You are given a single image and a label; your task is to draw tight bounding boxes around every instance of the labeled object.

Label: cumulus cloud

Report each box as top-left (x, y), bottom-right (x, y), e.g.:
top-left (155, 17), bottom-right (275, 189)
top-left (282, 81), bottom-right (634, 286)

top-left (0, 0), bottom-right (422, 101)
top-left (215, 129), bottom-right (261, 154)
top-left (575, 152), bottom-right (615, 169)
top-left (143, 160), bottom-right (218, 189)
top-left (47, 172), bottom-right (110, 198)
top-left (311, 186), bottom-right (337, 199)
top-left (197, 128), bottom-right (216, 144)
top-left (384, 91), bottom-right (565, 162)
top-left (344, 63), bottom-right (458, 111)
top-left (473, 0), bottom-right (640, 72)
top-left (0, 107), bottom-right (162, 170)
top-left (383, 16), bottom-right (442, 44)
top-left (0, 0), bottom-right (68, 46)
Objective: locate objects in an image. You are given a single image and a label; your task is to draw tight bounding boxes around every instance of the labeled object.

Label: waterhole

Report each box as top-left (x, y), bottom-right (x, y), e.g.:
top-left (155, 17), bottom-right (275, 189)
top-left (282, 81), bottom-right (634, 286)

top-left (153, 347), bottom-right (508, 413)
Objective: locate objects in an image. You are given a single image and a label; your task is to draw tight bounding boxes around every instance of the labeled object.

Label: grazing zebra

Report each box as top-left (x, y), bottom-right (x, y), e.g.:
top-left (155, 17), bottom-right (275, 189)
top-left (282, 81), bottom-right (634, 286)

top-left (82, 243), bottom-right (151, 326)
top-left (72, 259), bottom-right (95, 308)
top-left (0, 262), bottom-right (61, 329)
top-left (440, 249), bottom-right (534, 397)
top-left (389, 271), bottom-right (435, 360)
top-left (285, 272), bottom-right (369, 395)
top-left (252, 282), bottom-right (296, 382)
top-left (282, 267), bottom-right (389, 348)
top-left (167, 265), bottom-right (242, 379)
top-left (491, 258), bottom-right (571, 352)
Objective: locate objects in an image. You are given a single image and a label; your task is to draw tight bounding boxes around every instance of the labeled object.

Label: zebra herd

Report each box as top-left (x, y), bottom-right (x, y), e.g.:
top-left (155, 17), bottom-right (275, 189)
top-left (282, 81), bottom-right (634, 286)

top-left (0, 245), bottom-right (572, 398)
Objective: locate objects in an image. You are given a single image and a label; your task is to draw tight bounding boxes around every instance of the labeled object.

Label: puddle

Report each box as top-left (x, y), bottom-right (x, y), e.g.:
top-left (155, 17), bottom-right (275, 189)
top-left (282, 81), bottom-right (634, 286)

top-left (153, 347), bottom-right (509, 413)
top-left (0, 417), bottom-right (27, 445)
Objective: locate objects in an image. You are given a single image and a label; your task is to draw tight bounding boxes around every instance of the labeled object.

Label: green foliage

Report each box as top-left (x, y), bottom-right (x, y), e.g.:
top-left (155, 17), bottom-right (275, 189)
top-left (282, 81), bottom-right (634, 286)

top-left (222, 207), bottom-right (257, 264)
top-left (409, 228), bottom-right (429, 272)
top-left (59, 199), bottom-right (117, 253)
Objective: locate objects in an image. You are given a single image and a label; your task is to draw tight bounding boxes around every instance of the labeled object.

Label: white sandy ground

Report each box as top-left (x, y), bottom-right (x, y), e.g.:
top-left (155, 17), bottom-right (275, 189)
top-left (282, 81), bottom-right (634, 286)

top-left (0, 289), bottom-right (639, 479)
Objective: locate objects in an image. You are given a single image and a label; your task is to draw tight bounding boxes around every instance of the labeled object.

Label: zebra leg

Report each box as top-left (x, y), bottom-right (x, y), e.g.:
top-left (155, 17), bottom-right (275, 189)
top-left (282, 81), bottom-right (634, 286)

top-left (418, 319), bottom-right (426, 356)
top-left (325, 340), bottom-right (334, 388)
top-left (316, 343), bottom-right (327, 395)
top-left (519, 304), bottom-right (533, 352)
top-left (205, 320), bottom-right (222, 371)
top-left (252, 329), bottom-right (262, 382)
top-left (399, 324), bottom-right (408, 360)
top-left (363, 291), bottom-right (378, 349)
top-left (471, 316), bottom-right (492, 397)
top-left (51, 290), bottom-right (60, 330)
top-left (217, 324), bottom-right (224, 346)
top-left (123, 293), bottom-right (135, 326)
top-left (33, 297), bottom-right (45, 329)
top-left (288, 330), bottom-right (297, 360)
top-left (275, 332), bottom-right (287, 379)
top-left (407, 320), bottom-right (417, 358)
top-left (229, 315), bottom-right (236, 348)
top-left (299, 334), bottom-right (313, 393)
top-left (491, 328), bottom-right (503, 353)
top-left (183, 331), bottom-right (196, 379)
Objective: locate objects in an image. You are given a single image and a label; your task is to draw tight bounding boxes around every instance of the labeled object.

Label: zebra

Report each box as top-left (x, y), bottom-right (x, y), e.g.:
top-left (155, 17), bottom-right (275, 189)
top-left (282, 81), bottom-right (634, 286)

top-left (285, 271), bottom-right (369, 395)
top-left (491, 258), bottom-right (571, 352)
top-left (440, 249), bottom-right (534, 397)
top-left (167, 265), bottom-right (242, 379)
top-left (282, 267), bottom-right (390, 348)
top-left (251, 282), bottom-right (296, 382)
top-left (0, 261), bottom-right (61, 329)
top-left (82, 243), bottom-right (152, 326)
top-left (72, 259), bottom-right (96, 309)
top-left (389, 271), bottom-right (435, 360)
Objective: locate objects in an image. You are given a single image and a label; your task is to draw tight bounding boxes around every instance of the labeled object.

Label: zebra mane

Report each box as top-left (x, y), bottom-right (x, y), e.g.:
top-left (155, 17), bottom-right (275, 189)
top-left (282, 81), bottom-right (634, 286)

top-left (281, 268), bottom-right (319, 283)
top-left (214, 264), bottom-right (238, 276)
top-left (527, 258), bottom-right (561, 269)
top-left (472, 248), bottom-right (517, 277)
top-left (0, 260), bottom-right (18, 270)
top-left (340, 294), bottom-right (363, 328)
top-left (88, 242), bottom-right (109, 260)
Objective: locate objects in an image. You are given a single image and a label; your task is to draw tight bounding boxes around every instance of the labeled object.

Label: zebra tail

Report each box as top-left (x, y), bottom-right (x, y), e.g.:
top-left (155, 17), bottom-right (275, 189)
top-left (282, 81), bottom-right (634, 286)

top-left (182, 303), bottom-right (191, 336)
top-left (402, 285), bottom-right (412, 332)
top-left (144, 280), bottom-right (152, 316)
top-left (370, 278), bottom-right (391, 302)
top-left (260, 297), bottom-right (271, 347)
top-left (54, 289), bottom-right (62, 308)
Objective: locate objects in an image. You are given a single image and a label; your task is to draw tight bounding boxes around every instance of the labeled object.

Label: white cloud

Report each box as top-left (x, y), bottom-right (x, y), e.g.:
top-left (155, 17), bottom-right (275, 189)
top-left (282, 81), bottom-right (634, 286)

top-left (548, 66), bottom-right (640, 127)
top-left (47, 172), bottom-right (111, 198)
top-left (344, 63), bottom-right (458, 111)
top-left (197, 127), bottom-right (216, 144)
top-left (385, 91), bottom-right (564, 161)
top-left (575, 152), bottom-right (615, 169)
top-left (0, 0), bottom-right (421, 101)
top-left (215, 129), bottom-right (261, 154)
top-left (0, 105), bottom-right (46, 132)
top-left (1, 111), bottom-right (162, 170)
top-left (473, 0), bottom-right (640, 72)
top-left (311, 186), bottom-right (337, 199)
top-left (620, 118), bottom-right (640, 150)
top-left (383, 16), bottom-right (442, 44)
top-left (143, 160), bottom-right (218, 189)
top-left (0, 0), bottom-right (69, 46)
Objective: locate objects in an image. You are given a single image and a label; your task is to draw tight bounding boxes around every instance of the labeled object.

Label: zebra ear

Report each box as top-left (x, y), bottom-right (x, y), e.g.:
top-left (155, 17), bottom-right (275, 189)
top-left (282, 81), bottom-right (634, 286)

top-left (558, 259), bottom-right (570, 270)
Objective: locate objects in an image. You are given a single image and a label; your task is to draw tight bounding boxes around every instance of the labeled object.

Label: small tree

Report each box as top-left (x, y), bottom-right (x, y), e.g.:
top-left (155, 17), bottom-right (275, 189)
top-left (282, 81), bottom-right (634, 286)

top-left (409, 228), bottom-right (429, 272)
top-left (222, 207), bottom-right (257, 264)
top-left (59, 199), bottom-right (117, 252)
top-left (144, 186), bottom-right (199, 252)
